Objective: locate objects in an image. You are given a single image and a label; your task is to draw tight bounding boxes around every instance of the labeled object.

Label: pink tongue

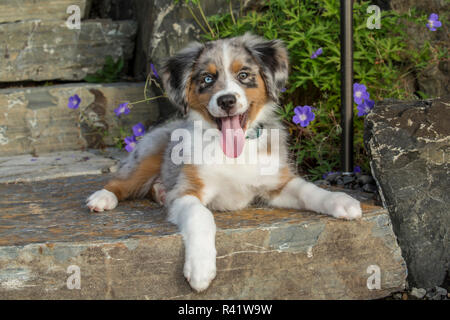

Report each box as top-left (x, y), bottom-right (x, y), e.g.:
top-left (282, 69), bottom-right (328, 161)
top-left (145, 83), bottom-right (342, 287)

top-left (220, 115), bottom-right (244, 158)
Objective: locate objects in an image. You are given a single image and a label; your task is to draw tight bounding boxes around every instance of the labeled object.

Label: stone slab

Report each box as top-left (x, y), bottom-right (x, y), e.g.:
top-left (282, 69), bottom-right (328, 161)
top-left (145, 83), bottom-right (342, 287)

top-left (364, 97), bottom-right (450, 288)
top-left (0, 0), bottom-right (90, 23)
top-left (0, 19), bottom-right (137, 82)
top-left (0, 150), bottom-right (123, 183)
top-left (0, 82), bottom-right (160, 156)
top-left (0, 174), bottom-right (407, 299)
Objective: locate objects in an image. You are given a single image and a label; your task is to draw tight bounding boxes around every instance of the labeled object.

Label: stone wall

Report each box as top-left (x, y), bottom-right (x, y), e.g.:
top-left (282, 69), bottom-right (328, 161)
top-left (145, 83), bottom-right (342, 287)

top-left (0, 0), bottom-right (137, 82)
top-left (0, 83), bottom-right (159, 156)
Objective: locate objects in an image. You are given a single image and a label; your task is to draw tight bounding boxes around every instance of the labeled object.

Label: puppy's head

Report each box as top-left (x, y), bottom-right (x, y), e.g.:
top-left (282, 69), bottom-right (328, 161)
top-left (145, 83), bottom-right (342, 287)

top-left (161, 33), bottom-right (289, 156)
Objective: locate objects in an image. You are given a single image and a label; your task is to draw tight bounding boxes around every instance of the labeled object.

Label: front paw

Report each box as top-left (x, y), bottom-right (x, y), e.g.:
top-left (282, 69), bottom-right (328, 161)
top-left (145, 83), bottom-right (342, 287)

top-left (184, 245), bottom-right (217, 292)
top-left (86, 189), bottom-right (118, 212)
top-left (323, 192), bottom-right (362, 220)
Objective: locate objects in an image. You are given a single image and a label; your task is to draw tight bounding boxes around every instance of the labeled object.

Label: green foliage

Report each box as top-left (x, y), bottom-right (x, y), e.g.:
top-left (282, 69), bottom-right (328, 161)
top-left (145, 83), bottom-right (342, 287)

top-left (84, 56), bottom-right (124, 83)
top-left (189, 0), bottom-right (439, 180)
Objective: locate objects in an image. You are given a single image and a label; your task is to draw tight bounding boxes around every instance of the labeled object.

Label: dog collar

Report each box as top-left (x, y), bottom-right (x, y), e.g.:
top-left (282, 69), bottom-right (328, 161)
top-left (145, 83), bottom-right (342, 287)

top-left (245, 124), bottom-right (263, 139)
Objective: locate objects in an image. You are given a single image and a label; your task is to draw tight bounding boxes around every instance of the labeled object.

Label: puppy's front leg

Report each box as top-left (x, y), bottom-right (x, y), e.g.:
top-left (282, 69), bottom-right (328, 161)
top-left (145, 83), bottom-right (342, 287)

top-left (270, 177), bottom-right (362, 220)
top-left (168, 195), bottom-right (217, 292)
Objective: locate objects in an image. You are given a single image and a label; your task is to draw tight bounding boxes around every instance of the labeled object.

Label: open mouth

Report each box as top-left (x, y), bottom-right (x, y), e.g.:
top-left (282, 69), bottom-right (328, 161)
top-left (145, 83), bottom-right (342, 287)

top-left (213, 110), bottom-right (249, 132)
top-left (210, 110), bottom-right (249, 159)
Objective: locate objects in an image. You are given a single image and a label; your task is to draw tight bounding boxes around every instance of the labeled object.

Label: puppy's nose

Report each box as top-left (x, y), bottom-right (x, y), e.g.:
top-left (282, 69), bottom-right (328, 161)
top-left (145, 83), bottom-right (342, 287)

top-left (217, 94), bottom-right (236, 112)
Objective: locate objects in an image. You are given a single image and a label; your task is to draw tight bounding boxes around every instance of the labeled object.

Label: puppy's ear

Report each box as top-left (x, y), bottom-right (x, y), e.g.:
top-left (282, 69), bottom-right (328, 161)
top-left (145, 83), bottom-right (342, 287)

top-left (161, 42), bottom-right (204, 113)
top-left (242, 33), bottom-right (289, 102)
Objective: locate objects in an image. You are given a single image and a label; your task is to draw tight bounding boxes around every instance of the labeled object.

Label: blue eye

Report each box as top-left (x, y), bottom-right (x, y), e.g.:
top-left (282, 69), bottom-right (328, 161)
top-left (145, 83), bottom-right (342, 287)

top-left (238, 72), bottom-right (248, 80)
top-left (204, 76), bottom-right (214, 84)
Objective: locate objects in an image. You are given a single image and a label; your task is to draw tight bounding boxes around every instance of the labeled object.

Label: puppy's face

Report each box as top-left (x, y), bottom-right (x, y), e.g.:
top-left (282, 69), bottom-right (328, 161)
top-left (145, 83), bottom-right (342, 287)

top-left (161, 33), bottom-right (289, 157)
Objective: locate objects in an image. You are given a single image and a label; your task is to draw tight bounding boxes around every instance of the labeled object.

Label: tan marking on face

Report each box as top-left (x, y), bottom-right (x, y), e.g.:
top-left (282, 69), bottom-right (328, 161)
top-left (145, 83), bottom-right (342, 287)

top-left (182, 164), bottom-right (204, 201)
top-left (207, 63), bottom-right (217, 74)
top-left (105, 149), bottom-right (164, 201)
top-left (246, 73), bottom-right (268, 128)
top-left (186, 82), bottom-right (216, 125)
top-left (231, 60), bottom-right (243, 74)
top-left (268, 167), bottom-right (294, 198)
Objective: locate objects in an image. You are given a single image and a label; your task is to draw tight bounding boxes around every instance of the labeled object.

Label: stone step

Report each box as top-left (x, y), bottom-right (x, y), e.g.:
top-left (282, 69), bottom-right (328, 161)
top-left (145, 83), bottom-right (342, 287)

top-left (0, 154), bottom-right (407, 299)
top-left (0, 149), bottom-right (124, 183)
top-left (0, 82), bottom-right (160, 156)
top-left (0, 19), bottom-right (137, 82)
top-left (0, 0), bottom-right (90, 23)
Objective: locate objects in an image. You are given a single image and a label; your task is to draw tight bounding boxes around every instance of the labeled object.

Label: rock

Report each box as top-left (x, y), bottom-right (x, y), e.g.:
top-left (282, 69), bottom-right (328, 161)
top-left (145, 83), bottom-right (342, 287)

top-left (0, 0), bottom-right (91, 23)
top-left (132, 0), bottom-right (254, 79)
top-left (358, 175), bottom-right (375, 186)
top-left (0, 19), bottom-right (137, 82)
top-left (342, 175), bottom-right (355, 185)
top-left (435, 286), bottom-right (447, 296)
top-left (89, 0), bottom-right (134, 20)
top-left (417, 61), bottom-right (450, 98)
top-left (362, 184), bottom-right (378, 193)
top-left (0, 174), bottom-right (406, 299)
top-left (0, 82), bottom-right (159, 156)
top-left (410, 287), bottom-right (426, 299)
top-left (313, 180), bottom-right (330, 186)
top-left (0, 150), bottom-right (121, 183)
top-left (325, 172), bottom-right (340, 182)
top-left (426, 287), bottom-right (447, 300)
top-left (393, 292), bottom-right (403, 299)
top-left (388, 0), bottom-right (448, 13)
top-left (364, 97), bottom-right (450, 288)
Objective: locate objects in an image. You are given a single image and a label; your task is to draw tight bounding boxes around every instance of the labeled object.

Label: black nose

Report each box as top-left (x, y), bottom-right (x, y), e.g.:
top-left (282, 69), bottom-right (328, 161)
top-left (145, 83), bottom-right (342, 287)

top-left (217, 94), bottom-right (236, 112)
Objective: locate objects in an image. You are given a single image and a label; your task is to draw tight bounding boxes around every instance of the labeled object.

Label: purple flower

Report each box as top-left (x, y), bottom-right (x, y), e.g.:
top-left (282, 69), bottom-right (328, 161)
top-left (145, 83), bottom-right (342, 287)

top-left (280, 87), bottom-right (287, 93)
top-left (426, 13), bottom-right (442, 31)
top-left (114, 103), bottom-right (130, 117)
top-left (354, 166), bottom-right (361, 173)
top-left (310, 47), bottom-right (323, 59)
top-left (292, 105), bottom-right (315, 127)
top-left (353, 83), bottom-right (370, 105)
top-left (124, 135), bottom-right (137, 152)
top-left (132, 123), bottom-right (146, 137)
top-left (150, 63), bottom-right (159, 79)
top-left (357, 98), bottom-right (375, 116)
top-left (68, 94), bottom-right (81, 109)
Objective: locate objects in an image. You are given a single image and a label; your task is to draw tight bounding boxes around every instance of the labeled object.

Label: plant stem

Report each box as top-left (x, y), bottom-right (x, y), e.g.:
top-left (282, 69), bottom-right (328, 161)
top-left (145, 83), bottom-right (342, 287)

top-left (229, 0), bottom-right (236, 25)
top-left (197, 2), bottom-right (215, 38)
top-left (186, 5), bottom-right (209, 35)
top-left (128, 95), bottom-right (167, 105)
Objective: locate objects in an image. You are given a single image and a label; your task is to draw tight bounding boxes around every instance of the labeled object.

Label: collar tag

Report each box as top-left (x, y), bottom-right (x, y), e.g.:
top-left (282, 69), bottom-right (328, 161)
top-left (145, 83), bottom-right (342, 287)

top-left (245, 124), bottom-right (263, 139)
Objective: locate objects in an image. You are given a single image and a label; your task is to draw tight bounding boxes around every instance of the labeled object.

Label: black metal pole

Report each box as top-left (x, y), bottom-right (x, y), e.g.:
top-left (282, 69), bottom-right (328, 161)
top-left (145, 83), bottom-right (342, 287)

top-left (340, 0), bottom-right (354, 173)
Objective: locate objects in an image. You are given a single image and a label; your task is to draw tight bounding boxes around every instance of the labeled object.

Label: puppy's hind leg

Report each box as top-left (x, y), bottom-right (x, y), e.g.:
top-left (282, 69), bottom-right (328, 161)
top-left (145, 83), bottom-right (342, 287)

top-left (86, 151), bottom-right (164, 212)
top-left (86, 124), bottom-right (174, 212)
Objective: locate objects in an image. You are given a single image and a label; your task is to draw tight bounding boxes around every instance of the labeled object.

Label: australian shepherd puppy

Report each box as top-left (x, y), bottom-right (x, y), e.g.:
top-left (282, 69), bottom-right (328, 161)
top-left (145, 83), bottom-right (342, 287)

top-left (86, 33), bottom-right (362, 292)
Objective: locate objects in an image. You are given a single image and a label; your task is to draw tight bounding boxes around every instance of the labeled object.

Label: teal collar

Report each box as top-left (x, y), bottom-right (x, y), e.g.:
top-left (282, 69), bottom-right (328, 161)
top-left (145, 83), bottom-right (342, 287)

top-left (245, 123), bottom-right (264, 139)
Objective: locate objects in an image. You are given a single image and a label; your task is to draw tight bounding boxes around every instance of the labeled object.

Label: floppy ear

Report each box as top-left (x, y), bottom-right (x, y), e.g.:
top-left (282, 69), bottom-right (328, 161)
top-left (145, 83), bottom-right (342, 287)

top-left (161, 42), bottom-right (205, 114)
top-left (241, 33), bottom-right (289, 102)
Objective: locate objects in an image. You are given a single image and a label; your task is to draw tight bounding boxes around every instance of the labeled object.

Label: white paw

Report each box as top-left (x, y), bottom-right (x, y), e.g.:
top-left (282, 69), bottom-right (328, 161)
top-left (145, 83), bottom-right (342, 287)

top-left (184, 245), bottom-right (217, 292)
top-left (323, 192), bottom-right (362, 220)
top-left (86, 189), bottom-right (118, 212)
